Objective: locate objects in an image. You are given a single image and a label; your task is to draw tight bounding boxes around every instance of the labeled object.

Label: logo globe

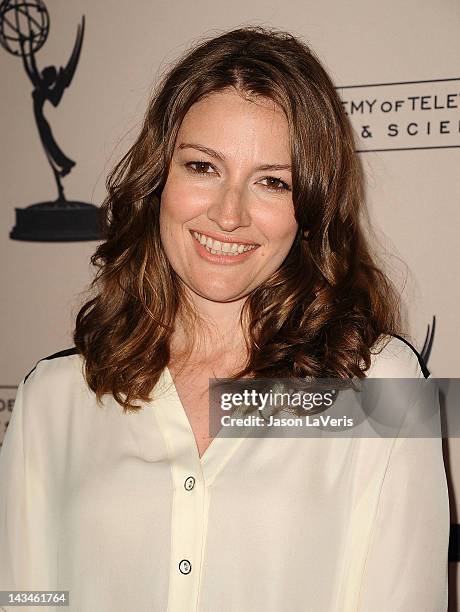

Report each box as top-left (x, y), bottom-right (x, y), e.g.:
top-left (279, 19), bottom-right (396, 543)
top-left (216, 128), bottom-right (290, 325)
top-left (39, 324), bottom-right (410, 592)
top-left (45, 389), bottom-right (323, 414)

top-left (0, 0), bottom-right (49, 56)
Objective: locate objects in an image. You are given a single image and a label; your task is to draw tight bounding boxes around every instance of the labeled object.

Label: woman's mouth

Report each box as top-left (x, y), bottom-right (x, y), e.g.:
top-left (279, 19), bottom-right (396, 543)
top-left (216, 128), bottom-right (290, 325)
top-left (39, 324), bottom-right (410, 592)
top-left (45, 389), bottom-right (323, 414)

top-left (190, 230), bottom-right (260, 263)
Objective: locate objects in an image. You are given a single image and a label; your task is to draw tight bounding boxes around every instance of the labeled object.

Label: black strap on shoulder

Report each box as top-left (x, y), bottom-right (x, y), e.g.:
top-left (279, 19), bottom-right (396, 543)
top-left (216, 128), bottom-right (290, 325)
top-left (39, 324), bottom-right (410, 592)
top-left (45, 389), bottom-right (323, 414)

top-left (388, 333), bottom-right (430, 379)
top-left (23, 347), bottom-right (79, 384)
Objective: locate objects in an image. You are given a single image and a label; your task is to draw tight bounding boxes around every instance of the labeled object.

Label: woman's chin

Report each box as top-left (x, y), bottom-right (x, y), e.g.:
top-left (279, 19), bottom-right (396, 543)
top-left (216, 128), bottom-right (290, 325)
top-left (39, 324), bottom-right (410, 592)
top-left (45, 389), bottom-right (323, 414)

top-left (189, 281), bottom-right (253, 303)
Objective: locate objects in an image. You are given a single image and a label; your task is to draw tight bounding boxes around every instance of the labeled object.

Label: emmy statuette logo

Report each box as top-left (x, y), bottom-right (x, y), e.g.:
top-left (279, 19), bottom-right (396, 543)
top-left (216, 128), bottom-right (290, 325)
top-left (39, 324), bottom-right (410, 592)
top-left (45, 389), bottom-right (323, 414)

top-left (0, 0), bottom-right (102, 241)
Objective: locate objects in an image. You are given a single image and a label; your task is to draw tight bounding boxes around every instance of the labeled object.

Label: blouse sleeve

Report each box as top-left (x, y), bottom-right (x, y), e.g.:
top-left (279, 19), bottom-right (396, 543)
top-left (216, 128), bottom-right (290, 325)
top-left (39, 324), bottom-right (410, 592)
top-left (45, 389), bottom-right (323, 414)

top-left (0, 374), bottom-right (58, 611)
top-left (356, 382), bottom-right (450, 611)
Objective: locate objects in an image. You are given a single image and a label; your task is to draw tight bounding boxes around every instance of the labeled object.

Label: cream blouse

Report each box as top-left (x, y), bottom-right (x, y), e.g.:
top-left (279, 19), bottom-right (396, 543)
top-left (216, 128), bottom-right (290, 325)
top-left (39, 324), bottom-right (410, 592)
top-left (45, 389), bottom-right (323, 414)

top-left (0, 334), bottom-right (450, 611)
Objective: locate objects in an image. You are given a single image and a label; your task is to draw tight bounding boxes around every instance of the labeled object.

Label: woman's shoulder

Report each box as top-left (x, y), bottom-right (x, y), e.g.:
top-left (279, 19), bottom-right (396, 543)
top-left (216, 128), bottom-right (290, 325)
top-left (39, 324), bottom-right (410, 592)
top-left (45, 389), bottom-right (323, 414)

top-left (22, 346), bottom-right (85, 390)
top-left (365, 333), bottom-right (430, 379)
top-left (18, 347), bottom-right (92, 420)
top-left (5, 348), bottom-right (92, 454)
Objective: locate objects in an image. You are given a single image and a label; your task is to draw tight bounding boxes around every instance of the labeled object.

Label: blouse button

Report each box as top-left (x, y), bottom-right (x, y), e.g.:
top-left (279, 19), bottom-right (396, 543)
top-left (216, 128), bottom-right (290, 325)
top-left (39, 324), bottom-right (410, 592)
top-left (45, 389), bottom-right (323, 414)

top-left (184, 476), bottom-right (195, 491)
top-left (179, 559), bottom-right (192, 574)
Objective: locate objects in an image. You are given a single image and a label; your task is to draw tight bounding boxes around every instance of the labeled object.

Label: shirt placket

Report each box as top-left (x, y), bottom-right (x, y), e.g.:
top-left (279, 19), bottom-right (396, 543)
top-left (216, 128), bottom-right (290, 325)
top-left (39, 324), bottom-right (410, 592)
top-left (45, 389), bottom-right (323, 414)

top-left (152, 368), bottom-right (251, 611)
top-left (152, 381), bottom-right (208, 612)
top-left (167, 447), bottom-right (207, 612)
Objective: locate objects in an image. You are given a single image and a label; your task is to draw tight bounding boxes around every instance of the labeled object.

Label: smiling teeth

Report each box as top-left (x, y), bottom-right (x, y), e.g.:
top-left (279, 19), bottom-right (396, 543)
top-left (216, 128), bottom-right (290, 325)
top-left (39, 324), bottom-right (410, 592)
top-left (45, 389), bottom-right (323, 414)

top-left (192, 232), bottom-right (258, 256)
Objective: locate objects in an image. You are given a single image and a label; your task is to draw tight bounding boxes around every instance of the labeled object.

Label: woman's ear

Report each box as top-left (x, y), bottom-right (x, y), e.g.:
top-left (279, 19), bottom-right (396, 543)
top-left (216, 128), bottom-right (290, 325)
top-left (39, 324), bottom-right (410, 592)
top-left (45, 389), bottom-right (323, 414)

top-left (295, 227), bottom-right (309, 246)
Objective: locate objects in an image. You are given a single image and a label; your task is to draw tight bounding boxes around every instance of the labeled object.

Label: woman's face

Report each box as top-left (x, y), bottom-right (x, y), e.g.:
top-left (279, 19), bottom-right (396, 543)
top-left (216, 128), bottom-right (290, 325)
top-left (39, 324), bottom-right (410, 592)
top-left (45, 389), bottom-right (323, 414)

top-left (160, 88), bottom-right (298, 303)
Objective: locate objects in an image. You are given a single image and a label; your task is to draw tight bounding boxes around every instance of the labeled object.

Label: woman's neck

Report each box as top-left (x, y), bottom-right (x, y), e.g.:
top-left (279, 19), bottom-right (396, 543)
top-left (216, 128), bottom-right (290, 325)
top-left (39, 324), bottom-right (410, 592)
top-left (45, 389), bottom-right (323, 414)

top-left (169, 316), bottom-right (249, 374)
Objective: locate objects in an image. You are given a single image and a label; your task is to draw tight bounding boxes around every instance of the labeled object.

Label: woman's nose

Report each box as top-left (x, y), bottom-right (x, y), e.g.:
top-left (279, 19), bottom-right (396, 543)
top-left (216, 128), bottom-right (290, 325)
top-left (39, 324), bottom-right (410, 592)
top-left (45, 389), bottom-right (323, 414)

top-left (206, 185), bottom-right (251, 231)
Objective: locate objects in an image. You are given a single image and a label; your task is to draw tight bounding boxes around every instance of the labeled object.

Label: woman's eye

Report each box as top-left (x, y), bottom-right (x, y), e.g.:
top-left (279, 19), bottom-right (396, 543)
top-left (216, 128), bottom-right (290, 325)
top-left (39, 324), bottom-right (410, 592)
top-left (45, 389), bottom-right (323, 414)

top-left (186, 161), bottom-right (215, 174)
top-left (259, 177), bottom-right (292, 192)
top-left (185, 162), bottom-right (291, 193)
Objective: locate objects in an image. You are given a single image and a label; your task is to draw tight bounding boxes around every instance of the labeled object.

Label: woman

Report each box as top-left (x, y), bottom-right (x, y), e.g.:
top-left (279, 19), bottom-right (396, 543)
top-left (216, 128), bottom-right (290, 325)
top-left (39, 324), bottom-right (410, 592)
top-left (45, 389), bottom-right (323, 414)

top-left (0, 25), bottom-right (450, 611)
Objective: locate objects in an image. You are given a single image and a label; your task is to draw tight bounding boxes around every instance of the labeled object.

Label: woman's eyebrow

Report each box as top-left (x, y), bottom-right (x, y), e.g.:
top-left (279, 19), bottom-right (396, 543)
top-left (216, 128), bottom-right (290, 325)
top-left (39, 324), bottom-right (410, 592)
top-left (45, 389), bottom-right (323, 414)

top-left (177, 142), bottom-right (292, 172)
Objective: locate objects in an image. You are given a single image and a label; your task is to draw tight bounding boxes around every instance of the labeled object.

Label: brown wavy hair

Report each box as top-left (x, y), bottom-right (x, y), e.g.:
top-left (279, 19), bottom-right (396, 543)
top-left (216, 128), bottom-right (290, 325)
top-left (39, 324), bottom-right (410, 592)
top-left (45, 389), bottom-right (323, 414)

top-left (73, 25), bottom-right (405, 412)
